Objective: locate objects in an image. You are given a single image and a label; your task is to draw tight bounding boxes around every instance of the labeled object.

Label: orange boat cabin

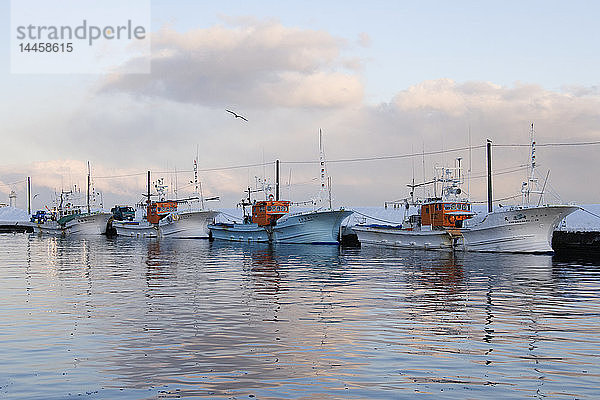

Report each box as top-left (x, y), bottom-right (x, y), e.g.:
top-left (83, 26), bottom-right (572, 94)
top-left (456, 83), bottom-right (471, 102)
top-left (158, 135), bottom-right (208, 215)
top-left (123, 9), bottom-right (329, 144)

top-left (147, 201), bottom-right (177, 224)
top-left (252, 200), bottom-right (291, 226)
top-left (421, 201), bottom-right (472, 229)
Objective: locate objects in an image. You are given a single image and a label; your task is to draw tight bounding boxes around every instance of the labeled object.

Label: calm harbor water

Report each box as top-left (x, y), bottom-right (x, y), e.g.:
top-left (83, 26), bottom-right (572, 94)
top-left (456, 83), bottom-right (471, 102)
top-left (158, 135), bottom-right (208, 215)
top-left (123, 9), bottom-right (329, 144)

top-left (1, 234), bottom-right (599, 399)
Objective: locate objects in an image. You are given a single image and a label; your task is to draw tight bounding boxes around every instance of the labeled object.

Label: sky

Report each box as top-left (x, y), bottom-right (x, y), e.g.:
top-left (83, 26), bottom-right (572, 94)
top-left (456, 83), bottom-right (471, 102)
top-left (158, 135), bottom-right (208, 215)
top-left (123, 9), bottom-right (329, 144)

top-left (1, 0), bottom-right (600, 210)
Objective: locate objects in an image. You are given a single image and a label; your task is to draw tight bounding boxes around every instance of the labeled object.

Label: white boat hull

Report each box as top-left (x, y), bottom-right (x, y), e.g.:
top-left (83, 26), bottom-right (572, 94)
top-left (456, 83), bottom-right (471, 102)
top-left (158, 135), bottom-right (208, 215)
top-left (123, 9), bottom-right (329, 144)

top-left (353, 205), bottom-right (578, 254)
top-left (114, 210), bottom-right (219, 238)
top-left (113, 220), bottom-right (158, 238)
top-left (35, 220), bottom-right (63, 235)
top-left (209, 210), bottom-right (353, 244)
top-left (159, 210), bottom-right (219, 238)
top-left (35, 212), bottom-right (111, 235)
top-left (64, 213), bottom-right (111, 235)
top-left (461, 205), bottom-right (579, 253)
top-left (352, 225), bottom-right (454, 250)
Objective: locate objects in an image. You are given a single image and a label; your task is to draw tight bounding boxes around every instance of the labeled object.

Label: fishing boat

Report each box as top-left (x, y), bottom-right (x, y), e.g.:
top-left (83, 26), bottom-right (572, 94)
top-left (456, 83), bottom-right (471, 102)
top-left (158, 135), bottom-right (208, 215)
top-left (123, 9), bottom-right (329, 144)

top-left (354, 125), bottom-right (579, 253)
top-left (460, 128), bottom-right (579, 253)
top-left (209, 191), bottom-right (352, 244)
top-left (112, 198), bottom-right (219, 239)
top-left (209, 132), bottom-right (353, 244)
top-left (33, 163), bottom-right (111, 235)
top-left (113, 159), bottom-right (219, 238)
top-left (353, 161), bottom-right (474, 250)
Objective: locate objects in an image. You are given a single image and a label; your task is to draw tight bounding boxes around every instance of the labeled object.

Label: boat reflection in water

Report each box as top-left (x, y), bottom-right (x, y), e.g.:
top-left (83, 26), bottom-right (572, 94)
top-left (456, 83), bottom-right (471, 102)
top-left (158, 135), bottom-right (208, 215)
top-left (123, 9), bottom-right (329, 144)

top-left (2, 235), bottom-right (599, 399)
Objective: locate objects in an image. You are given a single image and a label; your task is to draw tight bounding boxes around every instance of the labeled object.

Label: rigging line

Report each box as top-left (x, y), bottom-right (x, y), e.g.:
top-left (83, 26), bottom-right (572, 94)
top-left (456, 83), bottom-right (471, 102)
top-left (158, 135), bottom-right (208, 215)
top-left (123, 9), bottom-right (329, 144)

top-left (470, 165), bottom-right (529, 179)
top-left (196, 161), bottom-right (275, 173)
top-left (580, 207), bottom-right (600, 221)
top-left (94, 162), bottom-right (275, 179)
top-left (351, 209), bottom-right (403, 225)
top-left (94, 172), bottom-right (148, 179)
top-left (157, 162), bottom-right (274, 174)
top-left (219, 211), bottom-right (243, 222)
top-left (470, 194), bottom-right (522, 204)
top-left (494, 140), bottom-right (600, 147)
top-left (0, 179), bottom-right (27, 187)
top-left (281, 144), bottom-right (487, 165)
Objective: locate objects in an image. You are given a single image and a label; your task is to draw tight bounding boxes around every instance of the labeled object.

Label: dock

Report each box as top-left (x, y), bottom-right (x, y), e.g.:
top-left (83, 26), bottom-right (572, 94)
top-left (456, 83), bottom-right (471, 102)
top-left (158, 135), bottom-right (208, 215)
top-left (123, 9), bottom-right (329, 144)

top-left (552, 230), bottom-right (600, 257)
top-left (0, 222), bottom-right (34, 233)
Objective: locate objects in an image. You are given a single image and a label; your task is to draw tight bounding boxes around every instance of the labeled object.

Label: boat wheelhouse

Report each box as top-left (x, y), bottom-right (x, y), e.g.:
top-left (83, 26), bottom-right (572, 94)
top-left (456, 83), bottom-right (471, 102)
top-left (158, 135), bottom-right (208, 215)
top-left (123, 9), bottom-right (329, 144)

top-left (251, 200), bottom-right (291, 226)
top-left (420, 200), bottom-right (472, 230)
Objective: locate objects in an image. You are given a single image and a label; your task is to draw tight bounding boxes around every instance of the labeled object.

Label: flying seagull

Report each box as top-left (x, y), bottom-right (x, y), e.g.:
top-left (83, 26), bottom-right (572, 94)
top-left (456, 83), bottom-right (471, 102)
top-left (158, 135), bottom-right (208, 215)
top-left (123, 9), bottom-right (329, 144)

top-left (226, 109), bottom-right (248, 122)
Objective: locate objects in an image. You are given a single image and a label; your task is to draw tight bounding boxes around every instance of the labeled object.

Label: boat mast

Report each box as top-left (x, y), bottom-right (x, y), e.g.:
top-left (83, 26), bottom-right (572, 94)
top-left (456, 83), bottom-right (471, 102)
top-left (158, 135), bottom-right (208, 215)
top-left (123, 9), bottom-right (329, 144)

top-left (411, 144), bottom-right (415, 204)
top-left (521, 123), bottom-right (540, 206)
top-left (421, 142), bottom-right (426, 198)
top-left (147, 170), bottom-right (151, 205)
top-left (193, 145), bottom-right (205, 209)
top-left (318, 129), bottom-right (331, 209)
top-left (487, 139), bottom-right (493, 213)
top-left (275, 159), bottom-right (280, 201)
top-left (468, 126), bottom-right (472, 202)
top-left (87, 161), bottom-right (91, 214)
top-left (27, 176), bottom-right (31, 215)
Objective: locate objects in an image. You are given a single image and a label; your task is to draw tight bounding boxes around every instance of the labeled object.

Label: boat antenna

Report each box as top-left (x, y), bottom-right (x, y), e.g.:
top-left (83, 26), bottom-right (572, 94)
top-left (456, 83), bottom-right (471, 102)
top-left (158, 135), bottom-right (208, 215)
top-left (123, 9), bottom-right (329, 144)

top-left (468, 126), bottom-right (472, 202)
top-left (174, 165), bottom-right (178, 199)
top-left (411, 144), bottom-right (415, 204)
top-left (421, 142), bottom-right (426, 198)
top-left (87, 161), bottom-right (91, 214)
top-left (287, 168), bottom-right (292, 199)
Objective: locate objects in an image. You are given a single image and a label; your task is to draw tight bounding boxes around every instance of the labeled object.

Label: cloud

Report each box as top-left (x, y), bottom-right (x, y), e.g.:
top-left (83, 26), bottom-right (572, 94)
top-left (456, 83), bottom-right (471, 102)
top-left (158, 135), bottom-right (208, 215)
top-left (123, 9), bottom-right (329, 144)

top-left (4, 16), bottom-right (600, 209)
top-left (12, 77), bottom-right (600, 207)
top-left (99, 20), bottom-right (363, 108)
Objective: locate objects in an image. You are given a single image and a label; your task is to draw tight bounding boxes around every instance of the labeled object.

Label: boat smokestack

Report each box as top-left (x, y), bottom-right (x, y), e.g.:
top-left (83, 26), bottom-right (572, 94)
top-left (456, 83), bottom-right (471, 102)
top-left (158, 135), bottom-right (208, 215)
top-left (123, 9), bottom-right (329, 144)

top-left (275, 159), bottom-right (280, 201)
top-left (486, 139), bottom-right (493, 213)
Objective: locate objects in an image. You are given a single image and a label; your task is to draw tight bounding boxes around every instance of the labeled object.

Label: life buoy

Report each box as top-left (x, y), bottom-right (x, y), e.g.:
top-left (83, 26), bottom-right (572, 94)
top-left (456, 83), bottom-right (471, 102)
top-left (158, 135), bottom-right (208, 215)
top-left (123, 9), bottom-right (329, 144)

top-left (268, 194), bottom-right (274, 201)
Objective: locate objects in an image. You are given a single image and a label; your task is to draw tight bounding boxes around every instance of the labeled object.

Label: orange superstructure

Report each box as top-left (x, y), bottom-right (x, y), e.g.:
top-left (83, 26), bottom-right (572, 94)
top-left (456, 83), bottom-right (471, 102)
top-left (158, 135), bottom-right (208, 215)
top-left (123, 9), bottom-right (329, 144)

top-left (251, 200), bottom-right (291, 226)
top-left (147, 201), bottom-right (177, 224)
top-left (421, 201), bottom-right (472, 229)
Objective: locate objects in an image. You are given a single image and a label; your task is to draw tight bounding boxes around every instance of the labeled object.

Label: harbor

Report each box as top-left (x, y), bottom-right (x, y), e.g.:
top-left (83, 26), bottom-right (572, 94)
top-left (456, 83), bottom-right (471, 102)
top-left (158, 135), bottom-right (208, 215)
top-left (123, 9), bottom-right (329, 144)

top-left (3, 1), bottom-right (600, 399)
